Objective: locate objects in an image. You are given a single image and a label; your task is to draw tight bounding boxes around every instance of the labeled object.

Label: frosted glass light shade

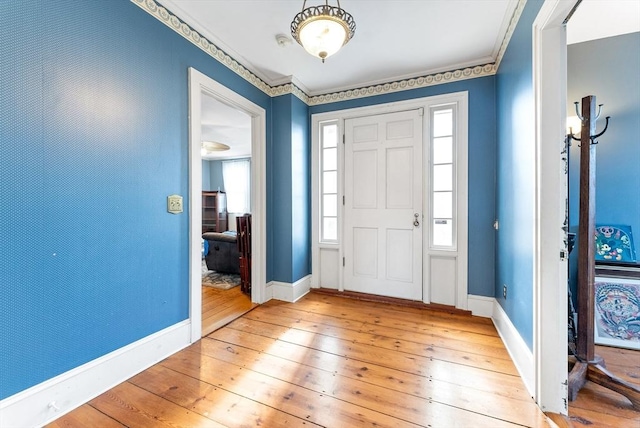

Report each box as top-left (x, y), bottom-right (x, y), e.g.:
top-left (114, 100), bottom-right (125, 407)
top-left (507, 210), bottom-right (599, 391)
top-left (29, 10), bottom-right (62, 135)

top-left (298, 17), bottom-right (348, 61)
top-left (291, 2), bottom-right (356, 62)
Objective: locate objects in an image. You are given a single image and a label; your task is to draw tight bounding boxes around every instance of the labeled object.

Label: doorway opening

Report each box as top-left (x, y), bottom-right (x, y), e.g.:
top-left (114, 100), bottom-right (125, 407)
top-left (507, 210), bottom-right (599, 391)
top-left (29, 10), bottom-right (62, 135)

top-left (200, 93), bottom-right (255, 336)
top-left (188, 68), bottom-right (267, 341)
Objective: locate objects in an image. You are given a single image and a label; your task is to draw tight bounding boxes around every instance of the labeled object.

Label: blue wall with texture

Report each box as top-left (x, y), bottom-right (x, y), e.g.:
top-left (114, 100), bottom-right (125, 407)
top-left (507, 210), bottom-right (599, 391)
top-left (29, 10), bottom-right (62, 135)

top-left (269, 94), bottom-right (311, 283)
top-left (495, 0), bottom-right (544, 350)
top-left (0, 0), bottom-right (272, 399)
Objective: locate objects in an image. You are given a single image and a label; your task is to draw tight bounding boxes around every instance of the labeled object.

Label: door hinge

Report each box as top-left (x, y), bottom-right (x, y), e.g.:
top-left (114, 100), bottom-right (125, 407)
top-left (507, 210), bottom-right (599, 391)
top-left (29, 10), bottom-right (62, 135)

top-left (560, 250), bottom-right (568, 260)
top-left (342, 134), bottom-right (345, 144)
top-left (343, 195), bottom-right (345, 205)
top-left (343, 257), bottom-right (345, 266)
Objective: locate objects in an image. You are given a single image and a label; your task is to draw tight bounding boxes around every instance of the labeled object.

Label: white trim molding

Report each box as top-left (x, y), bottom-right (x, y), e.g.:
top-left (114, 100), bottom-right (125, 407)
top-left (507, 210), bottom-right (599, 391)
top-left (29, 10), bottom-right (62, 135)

top-left (131, 0), bottom-right (529, 106)
top-left (307, 65), bottom-right (494, 105)
top-left (494, 0), bottom-right (528, 70)
top-left (131, 0), bottom-right (272, 95)
top-left (467, 295), bottom-right (495, 318)
top-left (492, 302), bottom-right (535, 397)
top-left (188, 67), bottom-right (268, 343)
top-left (531, 0), bottom-right (576, 415)
top-left (0, 321), bottom-right (191, 428)
top-left (269, 275), bottom-right (312, 303)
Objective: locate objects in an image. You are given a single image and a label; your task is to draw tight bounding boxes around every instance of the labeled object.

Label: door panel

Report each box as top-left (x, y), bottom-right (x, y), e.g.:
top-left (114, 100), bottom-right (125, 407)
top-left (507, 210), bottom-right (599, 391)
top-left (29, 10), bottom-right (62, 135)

top-left (386, 228), bottom-right (413, 282)
top-left (352, 150), bottom-right (378, 209)
top-left (344, 109), bottom-right (423, 300)
top-left (386, 147), bottom-right (413, 209)
top-left (353, 227), bottom-right (378, 277)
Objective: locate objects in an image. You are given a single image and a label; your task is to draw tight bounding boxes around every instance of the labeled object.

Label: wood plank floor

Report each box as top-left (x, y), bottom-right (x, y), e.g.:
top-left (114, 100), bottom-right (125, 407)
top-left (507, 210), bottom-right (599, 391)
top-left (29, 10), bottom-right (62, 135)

top-left (49, 291), bottom-right (557, 427)
top-left (202, 284), bottom-right (256, 337)
top-left (567, 345), bottom-right (640, 427)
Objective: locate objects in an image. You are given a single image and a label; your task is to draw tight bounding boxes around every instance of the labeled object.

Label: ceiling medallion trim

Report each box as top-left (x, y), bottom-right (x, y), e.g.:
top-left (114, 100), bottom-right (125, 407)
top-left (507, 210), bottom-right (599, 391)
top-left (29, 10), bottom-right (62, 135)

top-left (132, 0), bottom-right (524, 106)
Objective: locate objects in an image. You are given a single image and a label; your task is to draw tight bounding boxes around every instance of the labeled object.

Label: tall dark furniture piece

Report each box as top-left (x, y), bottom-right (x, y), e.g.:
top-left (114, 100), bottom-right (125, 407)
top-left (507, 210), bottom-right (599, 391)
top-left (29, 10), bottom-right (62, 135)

top-left (202, 191), bottom-right (227, 234)
top-left (568, 95), bottom-right (639, 409)
top-left (236, 214), bottom-right (252, 296)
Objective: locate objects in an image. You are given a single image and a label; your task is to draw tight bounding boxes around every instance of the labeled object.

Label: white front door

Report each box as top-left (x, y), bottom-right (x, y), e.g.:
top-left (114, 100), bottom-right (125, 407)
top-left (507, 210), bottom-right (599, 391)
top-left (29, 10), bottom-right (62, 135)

top-left (343, 109), bottom-right (423, 300)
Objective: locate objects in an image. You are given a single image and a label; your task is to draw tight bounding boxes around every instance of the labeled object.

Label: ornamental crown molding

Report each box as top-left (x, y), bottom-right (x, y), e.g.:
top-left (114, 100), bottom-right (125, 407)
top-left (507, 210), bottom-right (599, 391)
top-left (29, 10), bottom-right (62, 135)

top-left (133, 0), bottom-right (526, 106)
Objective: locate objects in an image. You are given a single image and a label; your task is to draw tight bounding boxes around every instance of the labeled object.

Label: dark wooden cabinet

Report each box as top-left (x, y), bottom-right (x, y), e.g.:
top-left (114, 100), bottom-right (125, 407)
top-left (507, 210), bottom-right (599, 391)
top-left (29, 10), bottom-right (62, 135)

top-left (202, 191), bottom-right (227, 233)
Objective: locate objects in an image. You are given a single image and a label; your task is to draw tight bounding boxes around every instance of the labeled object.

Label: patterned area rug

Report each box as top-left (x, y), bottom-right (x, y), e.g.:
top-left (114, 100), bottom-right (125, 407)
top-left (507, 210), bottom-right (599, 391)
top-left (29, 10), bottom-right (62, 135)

top-left (202, 260), bottom-right (240, 290)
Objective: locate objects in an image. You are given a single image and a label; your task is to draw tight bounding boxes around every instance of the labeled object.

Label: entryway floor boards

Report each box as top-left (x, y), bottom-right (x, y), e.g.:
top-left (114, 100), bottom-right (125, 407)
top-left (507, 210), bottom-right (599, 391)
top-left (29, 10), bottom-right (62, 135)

top-left (343, 109), bottom-right (423, 300)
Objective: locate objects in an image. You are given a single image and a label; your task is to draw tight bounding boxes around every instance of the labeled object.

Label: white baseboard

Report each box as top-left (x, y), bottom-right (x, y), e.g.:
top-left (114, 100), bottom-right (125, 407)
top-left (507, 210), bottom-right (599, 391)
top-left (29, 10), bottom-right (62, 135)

top-left (0, 320), bottom-right (192, 428)
top-left (467, 294), bottom-right (495, 318)
top-left (492, 302), bottom-right (534, 397)
top-left (270, 275), bottom-right (311, 303)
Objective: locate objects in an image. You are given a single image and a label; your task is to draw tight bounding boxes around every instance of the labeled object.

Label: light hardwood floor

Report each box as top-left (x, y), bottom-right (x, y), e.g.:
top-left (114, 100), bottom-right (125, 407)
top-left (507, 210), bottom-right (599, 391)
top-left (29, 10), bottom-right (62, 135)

top-left (47, 291), bottom-right (638, 427)
top-left (202, 284), bottom-right (256, 337)
top-left (567, 345), bottom-right (640, 427)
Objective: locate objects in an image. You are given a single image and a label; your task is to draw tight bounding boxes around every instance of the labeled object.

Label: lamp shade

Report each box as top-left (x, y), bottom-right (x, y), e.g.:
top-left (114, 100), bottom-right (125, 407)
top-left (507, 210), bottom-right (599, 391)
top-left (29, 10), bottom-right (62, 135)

top-left (298, 16), bottom-right (348, 60)
top-left (201, 141), bottom-right (230, 156)
top-left (291, 2), bottom-right (356, 62)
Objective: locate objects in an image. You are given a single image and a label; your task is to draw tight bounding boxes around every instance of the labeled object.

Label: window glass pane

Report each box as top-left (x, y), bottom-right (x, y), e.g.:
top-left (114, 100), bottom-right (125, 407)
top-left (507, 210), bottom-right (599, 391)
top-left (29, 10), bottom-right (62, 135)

top-left (433, 137), bottom-right (453, 164)
top-left (323, 217), bottom-right (337, 241)
top-left (222, 159), bottom-right (251, 213)
top-left (322, 124), bottom-right (338, 148)
top-left (433, 109), bottom-right (453, 137)
top-left (433, 192), bottom-right (452, 218)
top-left (323, 148), bottom-right (337, 171)
top-left (323, 194), bottom-right (337, 217)
top-left (433, 219), bottom-right (453, 247)
top-left (433, 164), bottom-right (452, 191)
top-left (323, 171), bottom-right (337, 194)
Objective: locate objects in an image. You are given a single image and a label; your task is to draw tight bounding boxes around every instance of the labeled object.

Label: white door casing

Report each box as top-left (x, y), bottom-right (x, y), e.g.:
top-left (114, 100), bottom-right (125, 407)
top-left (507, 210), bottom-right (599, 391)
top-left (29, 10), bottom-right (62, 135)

top-left (311, 93), bottom-right (468, 309)
top-left (532, 0), bottom-right (574, 414)
top-left (188, 68), bottom-right (267, 342)
top-left (344, 109), bottom-right (423, 300)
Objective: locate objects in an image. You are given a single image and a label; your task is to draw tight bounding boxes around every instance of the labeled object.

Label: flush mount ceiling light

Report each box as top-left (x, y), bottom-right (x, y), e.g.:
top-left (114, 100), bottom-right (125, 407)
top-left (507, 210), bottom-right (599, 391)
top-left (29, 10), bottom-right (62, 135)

top-left (201, 141), bottom-right (230, 156)
top-left (291, 0), bottom-right (356, 63)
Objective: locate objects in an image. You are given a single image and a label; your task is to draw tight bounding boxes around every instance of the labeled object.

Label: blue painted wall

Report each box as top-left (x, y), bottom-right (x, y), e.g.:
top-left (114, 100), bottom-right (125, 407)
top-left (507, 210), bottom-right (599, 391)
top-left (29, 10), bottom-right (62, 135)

top-left (567, 32), bottom-right (640, 301)
top-left (568, 32), bottom-right (640, 253)
top-left (269, 94), bottom-right (311, 283)
top-left (202, 160), bottom-right (211, 189)
top-left (0, 0), bottom-right (272, 400)
top-left (310, 77), bottom-right (498, 297)
top-left (205, 160), bottom-right (225, 192)
top-left (291, 96), bottom-right (312, 281)
top-left (495, 0), bottom-right (544, 350)
top-left (269, 96), bottom-right (293, 283)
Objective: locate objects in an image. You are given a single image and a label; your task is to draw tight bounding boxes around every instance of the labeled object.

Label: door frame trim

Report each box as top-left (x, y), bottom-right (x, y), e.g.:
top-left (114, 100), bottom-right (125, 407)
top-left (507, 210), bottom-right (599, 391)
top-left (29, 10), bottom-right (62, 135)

top-left (188, 68), bottom-right (267, 342)
top-left (532, 0), bottom-right (575, 414)
top-left (311, 92), bottom-right (468, 308)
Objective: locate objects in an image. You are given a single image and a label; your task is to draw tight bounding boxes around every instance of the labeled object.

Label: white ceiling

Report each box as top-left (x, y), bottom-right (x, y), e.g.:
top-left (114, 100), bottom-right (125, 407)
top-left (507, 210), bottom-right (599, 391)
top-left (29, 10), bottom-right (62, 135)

top-left (160, 0), bottom-right (516, 95)
top-left (567, 0), bottom-right (640, 45)
top-left (201, 93), bottom-right (251, 160)
top-left (183, 0), bottom-right (639, 160)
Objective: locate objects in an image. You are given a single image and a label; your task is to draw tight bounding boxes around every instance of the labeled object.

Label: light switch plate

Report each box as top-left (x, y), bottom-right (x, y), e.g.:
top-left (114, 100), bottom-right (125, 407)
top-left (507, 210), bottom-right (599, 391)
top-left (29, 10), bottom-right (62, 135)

top-left (167, 194), bottom-right (183, 214)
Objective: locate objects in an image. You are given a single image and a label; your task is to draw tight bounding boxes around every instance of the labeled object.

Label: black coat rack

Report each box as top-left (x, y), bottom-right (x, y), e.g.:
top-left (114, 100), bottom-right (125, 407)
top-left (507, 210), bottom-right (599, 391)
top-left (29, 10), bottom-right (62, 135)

top-left (567, 95), bottom-right (640, 409)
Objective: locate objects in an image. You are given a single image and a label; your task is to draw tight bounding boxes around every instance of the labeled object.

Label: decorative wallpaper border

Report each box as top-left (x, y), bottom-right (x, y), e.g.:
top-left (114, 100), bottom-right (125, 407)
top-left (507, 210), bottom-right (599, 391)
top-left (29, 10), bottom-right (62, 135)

top-left (133, 0), bottom-right (526, 106)
top-left (131, 0), bottom-right (273, 95)
top-left (307, 64), bottom-right (496, 105)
